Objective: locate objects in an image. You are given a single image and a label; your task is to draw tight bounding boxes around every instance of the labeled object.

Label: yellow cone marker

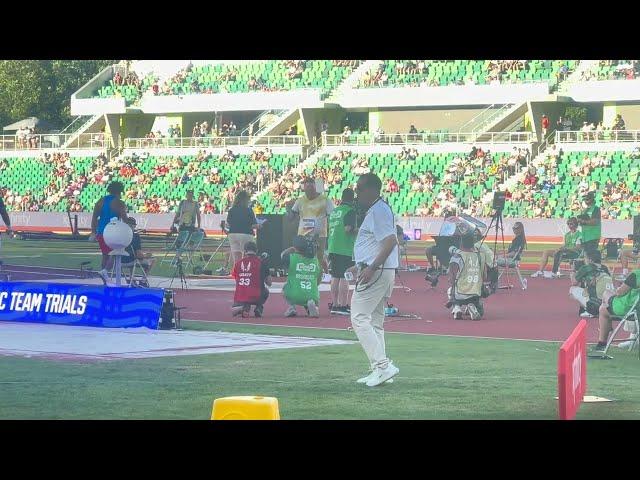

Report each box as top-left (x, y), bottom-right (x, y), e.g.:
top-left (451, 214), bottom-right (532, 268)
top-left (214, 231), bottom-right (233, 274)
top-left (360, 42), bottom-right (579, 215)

top-left (211, 396), bottom-right (280, 420)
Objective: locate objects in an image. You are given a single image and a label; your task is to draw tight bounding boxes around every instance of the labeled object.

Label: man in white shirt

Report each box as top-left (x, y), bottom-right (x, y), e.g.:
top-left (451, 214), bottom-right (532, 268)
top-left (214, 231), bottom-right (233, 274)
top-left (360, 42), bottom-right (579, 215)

top-left (349, 173), bottom-right (400, 387)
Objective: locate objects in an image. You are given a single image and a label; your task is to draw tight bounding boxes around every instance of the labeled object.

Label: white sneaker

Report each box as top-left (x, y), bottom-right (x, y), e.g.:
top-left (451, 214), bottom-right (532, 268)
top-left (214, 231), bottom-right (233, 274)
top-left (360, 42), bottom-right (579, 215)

top-left (357, 371), bottom-right (393, 384)
top-left (617, 340), bottom-right (637, 349)
top-left (98, 269), bottom-right (110, 282)
top-left (468, 304), bottom-right (481, 321)
top-left (580, 311), bottom-right (595, 318)
top-left (366, 363), bottom-right (400, 387)
top-left (618, 335), bottom-right (637, 349)
top-left (531, 270), bottom-right (544, 278)
top-left (452, 305), bottom-right (463, 320)
top-left (284, 306), bottom-right (297, 317)
top-left (307, 299), bottom-right (319, 317)
top-left (543, 271), bottom-right (553, 279)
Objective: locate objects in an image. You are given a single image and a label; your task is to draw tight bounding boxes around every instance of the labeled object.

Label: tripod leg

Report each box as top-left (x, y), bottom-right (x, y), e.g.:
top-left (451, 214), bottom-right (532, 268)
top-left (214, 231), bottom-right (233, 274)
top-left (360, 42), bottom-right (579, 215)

top-left (498, 213), bottom-right (513, 290)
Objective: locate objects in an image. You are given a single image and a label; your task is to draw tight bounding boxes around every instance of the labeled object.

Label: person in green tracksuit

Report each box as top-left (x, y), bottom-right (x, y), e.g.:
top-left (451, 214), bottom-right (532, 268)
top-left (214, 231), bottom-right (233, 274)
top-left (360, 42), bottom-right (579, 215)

top-left (532, 217), bottom-right (582, 278)
top-left (281, 235), bottom-right (322, 318)
top-left (577, 191), bottom-right (601, 256)
top-left (327, 188), bottom-right (357, 316)
top-left (591, 268), bottom-right (640, 353)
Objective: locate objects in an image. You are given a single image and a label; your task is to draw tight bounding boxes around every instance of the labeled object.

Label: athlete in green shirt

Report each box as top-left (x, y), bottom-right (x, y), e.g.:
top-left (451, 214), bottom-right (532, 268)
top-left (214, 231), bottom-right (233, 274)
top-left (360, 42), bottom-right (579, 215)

top-left (327, 188), bottom-right (357, 316)
top-left (281, 235), bottom-right (322, 318)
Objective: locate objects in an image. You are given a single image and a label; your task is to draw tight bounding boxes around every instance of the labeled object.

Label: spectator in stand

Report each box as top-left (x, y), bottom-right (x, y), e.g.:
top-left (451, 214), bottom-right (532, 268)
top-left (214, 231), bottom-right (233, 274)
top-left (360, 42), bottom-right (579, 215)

top-left (541, 114), bottom-right (550, 139)
top-left (523, 166), bottom-right (538, 187)
top-left (386, 179), bottom-right (399, 193)
top-left (342, 125), bottom-right (352, 141)
top-left (612, 114), bottom-right (626, 131)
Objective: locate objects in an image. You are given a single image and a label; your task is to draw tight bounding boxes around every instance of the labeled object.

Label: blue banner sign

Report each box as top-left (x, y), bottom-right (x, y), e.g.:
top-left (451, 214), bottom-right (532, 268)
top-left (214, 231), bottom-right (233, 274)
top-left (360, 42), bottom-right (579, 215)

top-left (0, 282), bottom-right (164, 329)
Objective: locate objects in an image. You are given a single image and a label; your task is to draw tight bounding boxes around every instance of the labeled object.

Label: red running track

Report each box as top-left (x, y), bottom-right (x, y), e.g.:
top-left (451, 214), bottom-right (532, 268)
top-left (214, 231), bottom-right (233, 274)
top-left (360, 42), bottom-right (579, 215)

top-left (174, 272), bottom-right (603, 343)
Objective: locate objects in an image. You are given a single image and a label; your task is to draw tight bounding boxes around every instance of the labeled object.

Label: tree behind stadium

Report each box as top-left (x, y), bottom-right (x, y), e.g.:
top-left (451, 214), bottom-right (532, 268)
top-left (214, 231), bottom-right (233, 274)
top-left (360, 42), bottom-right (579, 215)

top-left (0, 60), bottom-right (116, 130)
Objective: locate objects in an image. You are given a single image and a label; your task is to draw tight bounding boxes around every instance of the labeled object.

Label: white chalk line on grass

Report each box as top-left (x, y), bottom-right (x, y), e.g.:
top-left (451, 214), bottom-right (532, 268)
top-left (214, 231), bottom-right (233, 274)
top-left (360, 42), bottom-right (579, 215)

top-left (182, 319), bottom-right (570, 344)
top-left (5, 374), bottom-right (639, 387)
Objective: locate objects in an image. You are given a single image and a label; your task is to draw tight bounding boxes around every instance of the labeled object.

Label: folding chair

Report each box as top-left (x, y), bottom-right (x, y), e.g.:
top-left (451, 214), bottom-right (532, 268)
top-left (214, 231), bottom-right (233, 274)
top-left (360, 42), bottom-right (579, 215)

top-left (173, 229), bottom-right (206, 272)
top-left (200, 230), bottom-right (231, 275)
top-left (556, 254), bottom-right (583, 278)
top-left (497, 258), bottom-right (527, 290)
top-left (597, 295), bottom-right (640, 359)
top-left (121, 258), bottom-right (151, 287)
top-left (161, 230), bottom-right (192, 265)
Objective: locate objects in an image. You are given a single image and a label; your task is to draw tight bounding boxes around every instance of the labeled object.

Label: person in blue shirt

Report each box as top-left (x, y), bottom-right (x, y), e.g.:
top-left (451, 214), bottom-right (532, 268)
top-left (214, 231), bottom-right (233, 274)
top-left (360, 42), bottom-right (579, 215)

top-left (90, 181), bottom-right (129, 280)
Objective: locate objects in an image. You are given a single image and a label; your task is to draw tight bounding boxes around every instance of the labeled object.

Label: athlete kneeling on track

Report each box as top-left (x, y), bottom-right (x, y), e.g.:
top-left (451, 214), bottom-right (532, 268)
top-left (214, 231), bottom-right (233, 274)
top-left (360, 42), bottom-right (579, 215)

top-left (281, 235), bottom-right (322, 318)
top-left (446, 228), bottom-right (487, 320)
top-left (231, 242), bottom-right (272, 318)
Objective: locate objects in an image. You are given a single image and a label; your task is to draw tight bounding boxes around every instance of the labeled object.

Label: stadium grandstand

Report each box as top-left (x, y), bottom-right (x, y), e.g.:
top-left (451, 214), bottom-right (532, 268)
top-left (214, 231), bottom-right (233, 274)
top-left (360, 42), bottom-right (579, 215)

top-left (0, 58), bottom-right (636, 239)
top-left (2, 59), bottom-right (640, 421)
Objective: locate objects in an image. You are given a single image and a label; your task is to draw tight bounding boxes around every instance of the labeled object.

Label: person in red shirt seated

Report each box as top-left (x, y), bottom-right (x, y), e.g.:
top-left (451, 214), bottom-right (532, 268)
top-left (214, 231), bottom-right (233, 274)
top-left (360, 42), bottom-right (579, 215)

top-left (231, 241), bottom-right (272, 318)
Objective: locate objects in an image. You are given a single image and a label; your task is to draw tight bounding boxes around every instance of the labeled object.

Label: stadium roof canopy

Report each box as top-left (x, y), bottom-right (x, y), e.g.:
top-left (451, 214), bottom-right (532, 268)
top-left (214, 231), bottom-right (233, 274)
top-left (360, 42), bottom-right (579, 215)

top-left (3, 117), bottom-right (55, 132)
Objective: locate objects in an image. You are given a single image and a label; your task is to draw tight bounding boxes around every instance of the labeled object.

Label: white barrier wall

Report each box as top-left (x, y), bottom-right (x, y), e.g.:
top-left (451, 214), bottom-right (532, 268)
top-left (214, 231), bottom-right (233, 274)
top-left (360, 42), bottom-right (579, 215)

top-left (567, 80), bottom-right (640, 102)
top-left (337, 83), bottom-right (550, 108)
top-left (8, 212), bottom-right (633, 240)
top-left (70, 97), bottom-right (126, 115)
top-left (139, 90), bottom-right (324, 113)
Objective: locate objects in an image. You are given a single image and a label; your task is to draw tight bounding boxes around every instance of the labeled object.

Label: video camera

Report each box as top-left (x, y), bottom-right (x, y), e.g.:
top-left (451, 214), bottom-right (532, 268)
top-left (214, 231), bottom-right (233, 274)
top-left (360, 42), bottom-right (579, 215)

top-left (492, 191), bottom-right (506, 211)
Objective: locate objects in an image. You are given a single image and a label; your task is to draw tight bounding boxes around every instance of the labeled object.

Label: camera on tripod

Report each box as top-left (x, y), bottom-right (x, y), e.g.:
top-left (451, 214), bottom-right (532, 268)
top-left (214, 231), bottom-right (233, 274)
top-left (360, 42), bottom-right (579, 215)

top-left (492, 191), bottom-right (506, 211)
top-left (160, 289), bottom-right (181, 329)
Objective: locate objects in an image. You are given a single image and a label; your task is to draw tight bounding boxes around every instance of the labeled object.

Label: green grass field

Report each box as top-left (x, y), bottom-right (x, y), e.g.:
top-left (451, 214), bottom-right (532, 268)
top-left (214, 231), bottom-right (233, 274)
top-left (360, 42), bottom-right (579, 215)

top-left (1, 321), bottom-right (639, 420)
top-left (1, 237), bottom-right (638, 419)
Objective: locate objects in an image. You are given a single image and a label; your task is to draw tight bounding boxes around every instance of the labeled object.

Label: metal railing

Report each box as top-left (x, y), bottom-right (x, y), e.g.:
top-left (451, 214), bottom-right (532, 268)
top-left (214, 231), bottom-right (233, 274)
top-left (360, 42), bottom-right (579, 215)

top-left (59, 115), bottom-right (93, 135)
top-left (472, 103), bottom-right (517, 134)
top-left (240, 109), bottom-right (287, 136)
top-left (320, 132), bottom-right (533, 146)
top-left (555, 130), bottom-right (640, 143)
top-left (123, 135), bottom-right (306, 149)
top-left (0, 133), bottom-right (108, 151)
top-left (458, 104), bottom-right (501, 133)
top-left (358, 77), bottom-right (556, 90)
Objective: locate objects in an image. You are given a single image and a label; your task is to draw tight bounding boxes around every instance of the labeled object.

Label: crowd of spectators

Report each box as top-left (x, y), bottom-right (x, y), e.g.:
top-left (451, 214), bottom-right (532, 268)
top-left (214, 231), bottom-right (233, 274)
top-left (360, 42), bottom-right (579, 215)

top-left (580, 61), bottom-right (639, 81)
top-left (359, 60), bottom-right (572, 88)
top-left (14, 127), bottom-right (39, 149)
